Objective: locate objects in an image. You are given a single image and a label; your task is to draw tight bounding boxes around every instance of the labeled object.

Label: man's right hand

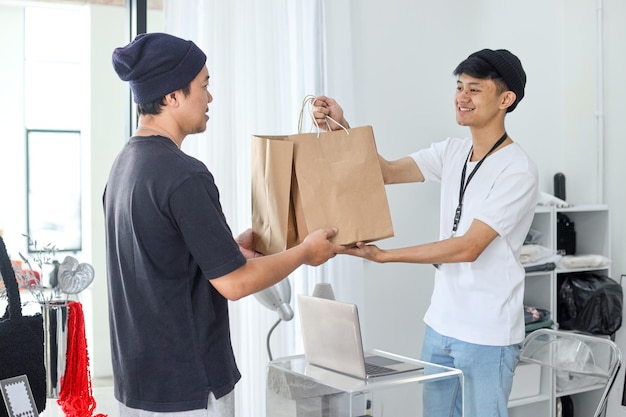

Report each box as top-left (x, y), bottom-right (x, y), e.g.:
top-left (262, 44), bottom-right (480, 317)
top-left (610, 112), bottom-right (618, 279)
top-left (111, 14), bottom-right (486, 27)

top-left (301, 228), bottom-right (342, 266)
top-left (312, 96), bottom-right (349, 131)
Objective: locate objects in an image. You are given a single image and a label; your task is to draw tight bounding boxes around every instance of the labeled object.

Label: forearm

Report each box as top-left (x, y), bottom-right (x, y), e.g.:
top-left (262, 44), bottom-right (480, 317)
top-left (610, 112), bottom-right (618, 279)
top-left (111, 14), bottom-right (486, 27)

top-left (377, 237), bottom-right (480, 264)
top-left (379, 155), bottom-right (424, 184)
top-left (211, 246), bottom-right (308, 300)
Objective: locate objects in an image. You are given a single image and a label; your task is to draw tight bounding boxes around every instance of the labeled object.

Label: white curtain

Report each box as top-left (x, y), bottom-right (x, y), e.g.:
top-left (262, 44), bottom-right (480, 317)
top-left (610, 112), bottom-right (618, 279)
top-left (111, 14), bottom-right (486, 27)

top-left (163, 1), bottom-right (362, 415)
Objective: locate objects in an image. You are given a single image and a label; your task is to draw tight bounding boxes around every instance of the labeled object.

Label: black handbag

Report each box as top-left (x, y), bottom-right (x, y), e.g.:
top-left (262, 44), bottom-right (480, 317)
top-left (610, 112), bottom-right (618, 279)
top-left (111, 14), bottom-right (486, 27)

top-left (0, 236), bottom-right (47, 416)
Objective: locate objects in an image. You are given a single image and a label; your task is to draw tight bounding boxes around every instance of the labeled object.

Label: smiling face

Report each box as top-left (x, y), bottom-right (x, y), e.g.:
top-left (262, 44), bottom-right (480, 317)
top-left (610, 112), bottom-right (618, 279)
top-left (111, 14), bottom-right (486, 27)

top-left (454, 73), bottom-right (516, 129)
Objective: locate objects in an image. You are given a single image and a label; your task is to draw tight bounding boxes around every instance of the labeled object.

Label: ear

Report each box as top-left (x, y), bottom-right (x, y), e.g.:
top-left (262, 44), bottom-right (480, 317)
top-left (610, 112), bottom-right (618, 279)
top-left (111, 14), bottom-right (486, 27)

top-left (163, 92), bottom-right (180, 108)
top-left (500, 91), bottom-right (516, 111)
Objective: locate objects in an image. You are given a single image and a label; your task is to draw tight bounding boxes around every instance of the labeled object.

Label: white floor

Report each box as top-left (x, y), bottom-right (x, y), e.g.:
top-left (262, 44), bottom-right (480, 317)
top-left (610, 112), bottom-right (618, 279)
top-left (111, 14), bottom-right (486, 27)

top-left (40, 378), bottom-right (118, 417)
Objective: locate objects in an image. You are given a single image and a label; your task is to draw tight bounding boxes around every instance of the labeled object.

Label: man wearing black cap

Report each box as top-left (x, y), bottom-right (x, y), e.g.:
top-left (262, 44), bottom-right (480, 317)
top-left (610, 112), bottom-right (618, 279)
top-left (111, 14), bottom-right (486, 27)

top-left (316, 49), bottom-right (538, 417)
top-left (104, 32), bottom-right (342, 417)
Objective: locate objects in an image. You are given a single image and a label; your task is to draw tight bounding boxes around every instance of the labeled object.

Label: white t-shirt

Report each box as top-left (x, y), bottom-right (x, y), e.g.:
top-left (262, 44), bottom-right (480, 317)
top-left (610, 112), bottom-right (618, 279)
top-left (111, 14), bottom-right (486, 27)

top-left (411, 137), bottom-right (539, 346)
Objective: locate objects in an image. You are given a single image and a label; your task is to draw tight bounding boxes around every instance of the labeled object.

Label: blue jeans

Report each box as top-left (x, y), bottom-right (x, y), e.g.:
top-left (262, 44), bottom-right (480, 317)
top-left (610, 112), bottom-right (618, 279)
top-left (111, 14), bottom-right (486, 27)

top-left (421, 326), bottom-right (520, 417)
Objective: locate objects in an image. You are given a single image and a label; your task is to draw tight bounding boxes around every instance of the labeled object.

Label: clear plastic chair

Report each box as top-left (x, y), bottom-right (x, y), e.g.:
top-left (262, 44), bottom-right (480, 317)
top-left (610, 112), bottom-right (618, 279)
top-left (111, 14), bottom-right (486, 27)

top-left (520, 328), bottom-right (622, 417)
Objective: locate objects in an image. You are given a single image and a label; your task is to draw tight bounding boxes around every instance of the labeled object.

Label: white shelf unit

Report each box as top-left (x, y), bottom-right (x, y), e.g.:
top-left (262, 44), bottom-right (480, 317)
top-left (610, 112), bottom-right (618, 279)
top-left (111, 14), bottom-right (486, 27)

top-left (508, 204), bottom-right (611, 417)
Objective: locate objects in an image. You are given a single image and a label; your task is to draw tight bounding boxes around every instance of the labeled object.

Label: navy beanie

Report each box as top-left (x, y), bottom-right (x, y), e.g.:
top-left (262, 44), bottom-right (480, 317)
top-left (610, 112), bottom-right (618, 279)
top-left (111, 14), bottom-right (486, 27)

top-left (112, 33), bottom-right (207, 104)
top-left (467, 49), bottom-right (526, 112)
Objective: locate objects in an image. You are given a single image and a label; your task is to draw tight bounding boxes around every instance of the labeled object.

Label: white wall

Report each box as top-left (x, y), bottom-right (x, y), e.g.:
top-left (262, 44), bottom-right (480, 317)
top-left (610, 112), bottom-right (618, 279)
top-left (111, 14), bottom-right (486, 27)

top-left (324, 0), bottom-right (626, 414)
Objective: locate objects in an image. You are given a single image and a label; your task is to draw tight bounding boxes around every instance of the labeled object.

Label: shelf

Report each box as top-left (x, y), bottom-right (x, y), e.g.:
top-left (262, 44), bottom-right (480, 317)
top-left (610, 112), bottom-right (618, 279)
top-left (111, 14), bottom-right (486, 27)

top-left (524, 271), bottom-right (553, 278)
top-left (508, 393), bottom-right (551, 408)
top-left (555, 267), bottom-right (610, 274)
top-left (556, 204), bottom-right (608, 213)
top-left (516, 204), bottom-right (612, 417)
top-left (557, 384), bottom-right (605, 397)
top-left (534, 205), bottom-right (553, 214)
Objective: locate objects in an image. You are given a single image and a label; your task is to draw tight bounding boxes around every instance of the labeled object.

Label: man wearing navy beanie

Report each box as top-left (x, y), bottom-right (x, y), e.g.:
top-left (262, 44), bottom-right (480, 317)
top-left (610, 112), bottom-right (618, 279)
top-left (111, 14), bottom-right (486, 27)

top-left (104, 33), bottom-right (342, 417)
top-left (314, 49), bottom-right (538, 417)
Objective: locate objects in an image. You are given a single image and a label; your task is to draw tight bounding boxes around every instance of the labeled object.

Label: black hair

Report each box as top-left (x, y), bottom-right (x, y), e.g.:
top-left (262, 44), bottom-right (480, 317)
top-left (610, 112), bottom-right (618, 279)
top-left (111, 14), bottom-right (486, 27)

top-left (136, 84), bottom-right (192, 116)
top-left (453, 56), bottom-right (507, 95)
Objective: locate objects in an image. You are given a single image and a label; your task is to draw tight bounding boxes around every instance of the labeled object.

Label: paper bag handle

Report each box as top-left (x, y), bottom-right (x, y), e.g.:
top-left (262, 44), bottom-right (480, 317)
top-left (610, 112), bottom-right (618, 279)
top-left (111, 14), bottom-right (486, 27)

top-left (298, 95), bottom-right (349, 136)
top-left (0, 236), bottom-right (23, 320)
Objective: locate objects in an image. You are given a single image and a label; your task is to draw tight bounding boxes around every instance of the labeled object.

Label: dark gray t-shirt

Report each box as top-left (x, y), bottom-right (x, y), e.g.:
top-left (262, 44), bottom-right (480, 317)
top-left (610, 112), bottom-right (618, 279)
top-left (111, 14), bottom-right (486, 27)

top-left (103, 135), bottom-right (245, 412)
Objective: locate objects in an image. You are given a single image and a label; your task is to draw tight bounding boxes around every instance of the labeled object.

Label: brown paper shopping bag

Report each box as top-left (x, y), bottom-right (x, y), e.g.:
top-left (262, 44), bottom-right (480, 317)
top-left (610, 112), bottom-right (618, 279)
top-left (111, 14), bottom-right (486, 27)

top-left (291, 125), bottom-right (394, 244)
top-left (251, 135), bottom-right (298, 255)
top-left (251, 96), bottom-right (394, 254)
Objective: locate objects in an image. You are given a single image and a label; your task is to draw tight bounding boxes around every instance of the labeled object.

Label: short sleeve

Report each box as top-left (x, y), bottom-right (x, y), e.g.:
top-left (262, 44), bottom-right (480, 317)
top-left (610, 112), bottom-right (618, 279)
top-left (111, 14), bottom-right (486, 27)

top-left (169, 173), bottom-right (246, 280)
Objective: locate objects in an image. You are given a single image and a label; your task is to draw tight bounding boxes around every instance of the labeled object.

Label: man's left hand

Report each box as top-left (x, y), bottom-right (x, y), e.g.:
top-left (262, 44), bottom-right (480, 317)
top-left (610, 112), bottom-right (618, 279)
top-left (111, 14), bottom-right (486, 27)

top-left (236, 228), bottom-right (264, 259)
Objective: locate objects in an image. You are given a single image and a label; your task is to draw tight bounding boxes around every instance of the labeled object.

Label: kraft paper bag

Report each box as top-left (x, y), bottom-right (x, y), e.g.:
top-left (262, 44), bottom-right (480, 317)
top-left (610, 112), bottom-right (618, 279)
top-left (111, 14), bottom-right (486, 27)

top-left (251, 135), bottom-right (298, 255)
top-left (251, 97), bottom-right (394, 255)
top-left (291, 125), bottom-right (394, 245)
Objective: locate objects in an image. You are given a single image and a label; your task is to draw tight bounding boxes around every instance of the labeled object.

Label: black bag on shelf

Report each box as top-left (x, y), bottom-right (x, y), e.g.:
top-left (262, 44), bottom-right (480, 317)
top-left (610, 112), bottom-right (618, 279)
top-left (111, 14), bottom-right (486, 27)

top-left (556, 395), bottom-right (574, 417)
top-left (556, 213), bottom-right (576, 255)
top-left (0, 237), bottom-right (47, 416)
top-left (558, 272), bottom-right (623, 335)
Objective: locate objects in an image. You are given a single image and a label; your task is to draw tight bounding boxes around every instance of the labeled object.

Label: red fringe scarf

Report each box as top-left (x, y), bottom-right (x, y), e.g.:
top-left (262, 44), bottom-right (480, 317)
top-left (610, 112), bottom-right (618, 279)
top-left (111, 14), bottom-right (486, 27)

top-left (57, 301), bottom-right (107, 417)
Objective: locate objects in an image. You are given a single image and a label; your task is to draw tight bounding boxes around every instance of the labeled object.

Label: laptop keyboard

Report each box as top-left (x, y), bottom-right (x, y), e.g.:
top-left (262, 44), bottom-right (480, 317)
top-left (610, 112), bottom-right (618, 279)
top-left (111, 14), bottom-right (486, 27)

top-left (365, 362), bottom-right (395, 376)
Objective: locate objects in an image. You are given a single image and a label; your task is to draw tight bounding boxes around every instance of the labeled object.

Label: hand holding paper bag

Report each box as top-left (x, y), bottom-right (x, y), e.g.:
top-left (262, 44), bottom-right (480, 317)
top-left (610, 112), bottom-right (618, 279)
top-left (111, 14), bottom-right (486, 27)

top-left (252, 96), bottom-right (394, 255)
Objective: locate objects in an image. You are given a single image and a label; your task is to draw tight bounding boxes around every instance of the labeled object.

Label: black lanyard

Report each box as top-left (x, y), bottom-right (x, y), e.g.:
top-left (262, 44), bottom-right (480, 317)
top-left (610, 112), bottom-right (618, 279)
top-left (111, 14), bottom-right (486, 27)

top-left (451, 132), bottom-right (508, 235)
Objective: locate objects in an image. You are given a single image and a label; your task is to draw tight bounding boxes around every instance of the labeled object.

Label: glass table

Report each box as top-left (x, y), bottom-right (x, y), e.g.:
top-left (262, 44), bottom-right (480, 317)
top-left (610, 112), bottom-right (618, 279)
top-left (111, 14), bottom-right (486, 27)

top-left (267, 349), bottom-right (463, 417)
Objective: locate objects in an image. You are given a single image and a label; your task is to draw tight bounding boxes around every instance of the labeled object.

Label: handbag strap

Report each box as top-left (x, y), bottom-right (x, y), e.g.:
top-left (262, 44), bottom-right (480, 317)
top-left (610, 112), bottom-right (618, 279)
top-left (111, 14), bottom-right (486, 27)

top-left (0, 236), bottom-right (23, 320)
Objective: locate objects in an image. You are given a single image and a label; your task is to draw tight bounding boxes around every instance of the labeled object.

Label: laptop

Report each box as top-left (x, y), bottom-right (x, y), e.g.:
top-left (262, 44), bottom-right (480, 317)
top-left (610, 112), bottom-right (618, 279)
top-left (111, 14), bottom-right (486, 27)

top-left (297, 294), bottom-right (424, 380)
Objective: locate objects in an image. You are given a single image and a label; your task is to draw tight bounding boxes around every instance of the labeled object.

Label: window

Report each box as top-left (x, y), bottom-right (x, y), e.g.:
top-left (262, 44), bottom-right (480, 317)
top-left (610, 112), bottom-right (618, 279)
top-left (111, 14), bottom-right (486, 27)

top-left (24, 5), bottom-right (87, 252)
top-left (27, 130), bottom-right (82, 252)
